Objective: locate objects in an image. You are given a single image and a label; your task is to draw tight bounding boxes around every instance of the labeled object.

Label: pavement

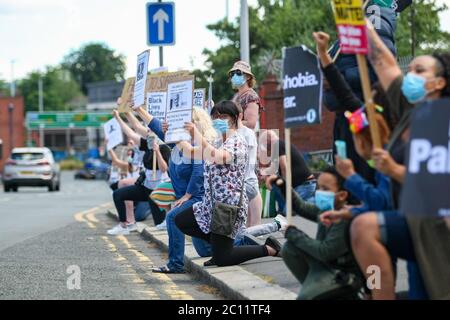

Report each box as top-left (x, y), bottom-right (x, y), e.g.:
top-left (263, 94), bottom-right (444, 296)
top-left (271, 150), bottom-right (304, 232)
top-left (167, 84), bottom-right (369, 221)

top-left (106, 206), bottom-right (409, 300)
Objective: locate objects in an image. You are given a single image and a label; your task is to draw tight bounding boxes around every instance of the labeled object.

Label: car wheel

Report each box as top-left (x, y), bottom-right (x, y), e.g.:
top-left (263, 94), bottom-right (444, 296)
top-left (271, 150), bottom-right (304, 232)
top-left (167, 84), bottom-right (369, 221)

top-left (55, 183), bottom-right (60, 191)
top-left (4, 185), bottom-right (11, 192)
top-left (48, 181), bottom-right (55, 192)
top-left (12, 186), bottom-right (18, 192)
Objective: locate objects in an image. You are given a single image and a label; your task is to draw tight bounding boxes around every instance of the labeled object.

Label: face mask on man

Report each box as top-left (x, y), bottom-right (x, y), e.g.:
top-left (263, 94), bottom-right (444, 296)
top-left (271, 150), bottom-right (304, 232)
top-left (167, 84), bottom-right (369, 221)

top-left (401, 73), bottom-right (430, 104)
top-left (231, 74), bottom-right (246, 89)
top-left (212, 119), bottom-right (229, 134)
top-left (315, 190), bottom-right (335, 212)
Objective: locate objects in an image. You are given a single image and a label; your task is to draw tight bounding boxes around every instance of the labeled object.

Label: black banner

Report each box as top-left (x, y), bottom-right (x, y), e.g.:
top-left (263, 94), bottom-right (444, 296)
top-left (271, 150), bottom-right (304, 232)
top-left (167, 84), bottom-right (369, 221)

top-left (401, 98), bottom-right (450, 218)
top-left (282, 45), bottom-right (323, 128)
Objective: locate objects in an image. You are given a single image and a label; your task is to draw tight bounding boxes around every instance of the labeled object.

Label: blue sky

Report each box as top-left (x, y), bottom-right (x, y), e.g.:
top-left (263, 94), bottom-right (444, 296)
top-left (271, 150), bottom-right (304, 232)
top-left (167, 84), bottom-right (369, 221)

top-left (1, 0), bottom-right (449, 83)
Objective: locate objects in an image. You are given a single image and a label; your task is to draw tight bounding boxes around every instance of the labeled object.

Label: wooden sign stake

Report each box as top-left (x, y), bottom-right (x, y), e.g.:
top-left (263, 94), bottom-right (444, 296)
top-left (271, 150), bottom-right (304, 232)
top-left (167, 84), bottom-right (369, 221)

top-left (356, 54), bottom-right (382, 149)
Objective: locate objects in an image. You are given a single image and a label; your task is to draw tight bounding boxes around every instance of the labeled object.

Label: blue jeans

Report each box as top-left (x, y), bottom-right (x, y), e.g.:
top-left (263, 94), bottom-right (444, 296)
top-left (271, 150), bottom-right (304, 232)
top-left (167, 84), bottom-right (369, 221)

top-left (273, 180), bottom-right (317, 215)
top-left (166, 198), bottom-right (201, 271)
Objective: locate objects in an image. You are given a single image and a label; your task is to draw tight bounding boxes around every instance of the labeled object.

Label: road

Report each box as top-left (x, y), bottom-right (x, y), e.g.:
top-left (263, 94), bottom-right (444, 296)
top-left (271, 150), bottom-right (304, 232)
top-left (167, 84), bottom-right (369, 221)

top-left (0, 171), bottom-right (223, 300)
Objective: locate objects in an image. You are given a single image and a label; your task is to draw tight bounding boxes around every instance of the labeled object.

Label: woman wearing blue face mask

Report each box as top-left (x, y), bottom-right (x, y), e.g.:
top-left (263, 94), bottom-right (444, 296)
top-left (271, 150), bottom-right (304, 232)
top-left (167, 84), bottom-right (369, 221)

top-left (346, 20), bottom-right (450, 300)
top-left (228, 61), bottom-right (263, 130)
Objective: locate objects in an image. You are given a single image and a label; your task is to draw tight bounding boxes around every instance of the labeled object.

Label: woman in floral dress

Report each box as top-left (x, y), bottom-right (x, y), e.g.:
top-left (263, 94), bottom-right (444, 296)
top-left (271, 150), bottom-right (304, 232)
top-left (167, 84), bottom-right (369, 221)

top-left (174, 101), bottom-right (280, 267)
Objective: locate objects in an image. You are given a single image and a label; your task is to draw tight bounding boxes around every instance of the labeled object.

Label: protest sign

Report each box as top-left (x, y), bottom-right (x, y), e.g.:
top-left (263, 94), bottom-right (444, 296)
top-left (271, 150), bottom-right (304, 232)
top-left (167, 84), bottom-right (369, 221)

top-left (146, 70), bottom-right (191, 92)
top-left (164, 76), bottom-right (195, 143)
top-left (133, 50), bottom-right (150, 108)
top-left (193, 89), bottom-right (206, 108)
top-left (283, 45), bottom-right (323, 128)
top-left (331, 0), bottom-right (368, 55)
top-left (401, 99), bottom-right (450, 218)
top-left (118, 77), bottom-right (135, 113)
top-left (103, 118), bottom-right (123, 151)
top-left (146, 91), bottom-right (167, 121)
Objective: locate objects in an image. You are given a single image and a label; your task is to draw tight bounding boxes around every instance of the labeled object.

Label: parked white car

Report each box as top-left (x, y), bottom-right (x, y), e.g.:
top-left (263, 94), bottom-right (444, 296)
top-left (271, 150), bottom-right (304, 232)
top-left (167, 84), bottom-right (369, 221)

top-left (2, 147), bottom-right (61, 192)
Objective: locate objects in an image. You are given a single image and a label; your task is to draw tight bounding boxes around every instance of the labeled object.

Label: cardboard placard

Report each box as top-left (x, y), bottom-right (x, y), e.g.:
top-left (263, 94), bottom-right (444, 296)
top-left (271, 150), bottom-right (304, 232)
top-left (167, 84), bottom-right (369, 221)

top-left (118, 77), bottom-right (136, 113)
top-left (331, 0), bottom-right (368, 55)
top-left (282, 45), bottom-right (323, 128)
top-left (146, 70), bottom-right (191, 92)
top-left (400, 98), bottom-right (450, 218)
top-left (164, 75), bottom-right (195, 143)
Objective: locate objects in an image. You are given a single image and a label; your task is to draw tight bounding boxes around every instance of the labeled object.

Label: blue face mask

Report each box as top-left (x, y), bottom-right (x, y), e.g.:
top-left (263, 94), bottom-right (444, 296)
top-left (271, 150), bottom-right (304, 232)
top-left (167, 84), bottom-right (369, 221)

top-left (212, 119), bottom-right (229, 134)
top-left (127, 156), bottom-right (133, 164)
top-left (315, 190), bottom-right (335, 212)
top-left (231, 74), bottom-right (246, 89)
top-left (401, 73), bottom-right (428, 104)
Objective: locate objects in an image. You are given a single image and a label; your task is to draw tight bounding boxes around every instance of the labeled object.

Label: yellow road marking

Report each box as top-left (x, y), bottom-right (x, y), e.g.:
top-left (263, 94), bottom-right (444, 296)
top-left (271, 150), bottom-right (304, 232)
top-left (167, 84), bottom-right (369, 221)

top-left (101, 236), bottom-right (160, 300)
top-left (116, 235), bottom-right (194, 300)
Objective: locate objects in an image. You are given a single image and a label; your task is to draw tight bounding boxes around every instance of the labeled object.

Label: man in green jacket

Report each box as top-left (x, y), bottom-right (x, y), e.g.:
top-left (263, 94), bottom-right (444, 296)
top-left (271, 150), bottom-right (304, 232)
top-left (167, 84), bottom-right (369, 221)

top-left (268, 167), bottom-right (363, 300)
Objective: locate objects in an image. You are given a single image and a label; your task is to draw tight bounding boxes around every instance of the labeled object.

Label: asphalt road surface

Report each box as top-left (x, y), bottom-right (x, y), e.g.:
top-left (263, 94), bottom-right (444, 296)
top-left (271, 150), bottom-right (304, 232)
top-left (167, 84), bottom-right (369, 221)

top-left (0, 171), bottom-right (223, 300)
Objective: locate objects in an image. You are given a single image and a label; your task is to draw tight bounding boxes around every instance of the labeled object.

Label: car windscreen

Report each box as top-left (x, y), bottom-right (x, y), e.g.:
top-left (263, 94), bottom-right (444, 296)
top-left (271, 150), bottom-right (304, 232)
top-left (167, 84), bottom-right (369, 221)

top-left (11, 152), bottom-right (45, 161)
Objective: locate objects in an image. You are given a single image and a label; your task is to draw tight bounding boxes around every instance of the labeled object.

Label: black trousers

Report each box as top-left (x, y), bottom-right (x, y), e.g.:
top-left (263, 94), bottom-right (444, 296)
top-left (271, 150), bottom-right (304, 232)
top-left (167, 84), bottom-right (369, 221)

top-left (112, 184), bottom-right (165, 225)
top-left (174, 206), bottom-right (268, 266)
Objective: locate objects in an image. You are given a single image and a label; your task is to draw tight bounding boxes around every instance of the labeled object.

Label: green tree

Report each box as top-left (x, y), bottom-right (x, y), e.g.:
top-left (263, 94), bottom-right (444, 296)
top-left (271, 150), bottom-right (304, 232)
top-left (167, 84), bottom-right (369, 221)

top-left (395, 0), bottom-right (450, 56)
top-left (0, 78), bottom-right (9, 97)
top-left (62, 43), bottom-right (126, 94)
top-left (18, 67), bottom-right (84, 112)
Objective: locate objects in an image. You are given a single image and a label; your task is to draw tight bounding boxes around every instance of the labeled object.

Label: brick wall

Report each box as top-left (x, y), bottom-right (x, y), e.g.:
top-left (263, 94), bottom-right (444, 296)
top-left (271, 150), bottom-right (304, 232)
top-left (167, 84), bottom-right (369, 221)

top-left (259, 74), bottom-right (334, 153)
top-left (0, 97), bottom-right (25, 172)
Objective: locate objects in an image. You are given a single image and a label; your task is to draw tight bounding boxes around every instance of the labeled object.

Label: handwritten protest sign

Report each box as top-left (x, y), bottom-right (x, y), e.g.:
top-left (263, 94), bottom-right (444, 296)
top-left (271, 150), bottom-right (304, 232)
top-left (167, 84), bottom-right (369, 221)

top-left (164, 76), bottom-right (195, 143)
top-left (133, 50), bottom-right (150, 108)
top-left (331, 0), bottom-right (368, 55)
top-left (103, 118), bottom-right (123, 150)
top-left (118, 77), bottom-right (136, 113)
top-left (146, 71), bottom-right (191, 92)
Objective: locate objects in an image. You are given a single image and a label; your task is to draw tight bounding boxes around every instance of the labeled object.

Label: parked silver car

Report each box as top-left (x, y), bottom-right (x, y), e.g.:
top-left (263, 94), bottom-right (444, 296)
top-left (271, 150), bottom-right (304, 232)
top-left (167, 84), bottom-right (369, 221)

top-left (2, 147), bottom-right (61, 192)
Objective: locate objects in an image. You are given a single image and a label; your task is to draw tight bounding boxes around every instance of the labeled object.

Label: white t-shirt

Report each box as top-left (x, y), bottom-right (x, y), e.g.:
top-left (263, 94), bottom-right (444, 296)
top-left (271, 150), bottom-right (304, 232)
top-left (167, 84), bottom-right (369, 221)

top-left (237, 126), bottom-right (258, 185)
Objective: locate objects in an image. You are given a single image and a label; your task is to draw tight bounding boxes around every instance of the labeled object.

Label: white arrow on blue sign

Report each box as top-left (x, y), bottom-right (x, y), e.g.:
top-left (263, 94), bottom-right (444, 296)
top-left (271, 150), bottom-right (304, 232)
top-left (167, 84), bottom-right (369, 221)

top-left (147, 2), bottom-right (175, 46)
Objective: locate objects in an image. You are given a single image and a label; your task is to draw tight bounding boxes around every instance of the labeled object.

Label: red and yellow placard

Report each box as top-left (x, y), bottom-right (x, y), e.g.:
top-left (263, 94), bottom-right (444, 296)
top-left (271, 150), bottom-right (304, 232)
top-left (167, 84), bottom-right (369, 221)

top-left (331, 0), bottom-right (368, 55)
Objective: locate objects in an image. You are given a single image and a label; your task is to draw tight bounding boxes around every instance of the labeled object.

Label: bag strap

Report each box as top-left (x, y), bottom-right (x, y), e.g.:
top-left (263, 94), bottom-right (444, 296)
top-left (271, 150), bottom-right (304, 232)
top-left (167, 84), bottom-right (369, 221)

top-left (208, 155), bottom-right (247, 210)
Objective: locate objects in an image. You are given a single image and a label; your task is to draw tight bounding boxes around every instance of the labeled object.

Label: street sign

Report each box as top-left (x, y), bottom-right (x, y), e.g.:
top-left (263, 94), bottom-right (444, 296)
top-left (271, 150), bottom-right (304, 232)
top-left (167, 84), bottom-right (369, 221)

top-left (147, 2), bottom-right (175, 46)
top-left (26, 112), bottom-right (113, 129)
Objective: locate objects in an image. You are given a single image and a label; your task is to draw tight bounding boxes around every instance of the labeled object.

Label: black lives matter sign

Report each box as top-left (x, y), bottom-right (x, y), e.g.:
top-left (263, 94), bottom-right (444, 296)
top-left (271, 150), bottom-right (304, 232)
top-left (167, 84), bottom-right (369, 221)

top-left (401, 98), bottom-right (450, 218)
top-left (282, 45), bottom-right (323, 128)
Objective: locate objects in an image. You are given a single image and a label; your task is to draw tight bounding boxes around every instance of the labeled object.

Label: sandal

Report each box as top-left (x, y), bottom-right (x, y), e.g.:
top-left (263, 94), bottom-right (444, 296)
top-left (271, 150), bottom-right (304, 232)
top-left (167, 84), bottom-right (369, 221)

top-left (265, 236), bottom-right (282, 257)
top-left (151, 265), bottom-right (185, 274)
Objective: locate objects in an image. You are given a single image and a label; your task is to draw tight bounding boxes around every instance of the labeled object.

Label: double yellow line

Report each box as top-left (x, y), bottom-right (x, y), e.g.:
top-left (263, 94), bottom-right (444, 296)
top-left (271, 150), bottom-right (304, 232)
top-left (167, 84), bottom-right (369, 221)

top-left (73, 203), bottom-right (193, 300)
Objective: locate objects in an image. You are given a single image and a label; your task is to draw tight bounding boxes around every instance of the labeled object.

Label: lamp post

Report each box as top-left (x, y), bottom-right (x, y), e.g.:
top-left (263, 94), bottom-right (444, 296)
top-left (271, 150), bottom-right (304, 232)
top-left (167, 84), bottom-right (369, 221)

top-left (8, 102), bottom-right (14, 152)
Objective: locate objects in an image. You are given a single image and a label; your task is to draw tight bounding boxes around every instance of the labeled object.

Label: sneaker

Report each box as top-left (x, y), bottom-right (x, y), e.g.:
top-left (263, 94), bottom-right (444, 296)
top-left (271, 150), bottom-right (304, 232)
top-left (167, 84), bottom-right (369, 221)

top-left (127, 223), bottom-right (138, 232)
top-left (274, 214), bottom-right (288, 232)
top-left (155, 220), bottom-right (167, 231)
top-left (107, 224), bottom-right (130, 236)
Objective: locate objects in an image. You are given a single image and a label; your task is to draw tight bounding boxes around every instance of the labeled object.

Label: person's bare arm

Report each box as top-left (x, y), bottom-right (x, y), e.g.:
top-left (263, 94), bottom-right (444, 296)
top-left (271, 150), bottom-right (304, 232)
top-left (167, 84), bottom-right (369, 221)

top-left (108, 149), bottom-right (128, 171)
top-left (135, 106), bottom-right (153, 125)
top-left (242, 103), bottom-right (259, 129)
top-left (366, 19), bottom-right (402, 92)
top-left (313, 32), bottom-right (333, 68)
top-left (113, 110), bottom-right (141, 145)
top-left (176, 141), bottom-right (204, 161)
top-left (124, 111), bottom-right (149, 137)
top-left (279, 155), bottom-right (287, 179)
top-left (153, 142), bottom-right (168, 173)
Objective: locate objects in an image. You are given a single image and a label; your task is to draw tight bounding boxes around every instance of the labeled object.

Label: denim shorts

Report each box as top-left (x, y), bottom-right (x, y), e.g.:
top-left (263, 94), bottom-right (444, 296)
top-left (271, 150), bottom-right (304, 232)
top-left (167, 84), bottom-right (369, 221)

top-left (245, 180), bottom-right (259, 201)
top-left (377, 211), bottom-right (416, 261)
